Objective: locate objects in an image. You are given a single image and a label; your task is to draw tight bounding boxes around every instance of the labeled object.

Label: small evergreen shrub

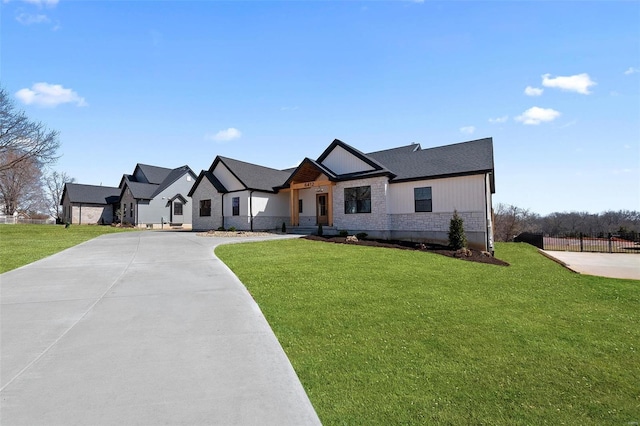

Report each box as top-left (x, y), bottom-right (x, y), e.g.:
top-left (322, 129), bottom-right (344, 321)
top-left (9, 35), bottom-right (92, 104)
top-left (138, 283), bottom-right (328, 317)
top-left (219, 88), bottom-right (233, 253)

top-left (448, 210), bottom-right (467, 250)
top-left (339, 230), bottom-right (349, 237)
top-left (317, 223), bottom-right (323, 236)
top-left (356, 232), bottom-right (368, 240)
top-left (229, 226), bottom-right (237, 232)
top-left (217, 226), bottom-right (225, 231)
top-left (282, 222), bottom-right (286, 233)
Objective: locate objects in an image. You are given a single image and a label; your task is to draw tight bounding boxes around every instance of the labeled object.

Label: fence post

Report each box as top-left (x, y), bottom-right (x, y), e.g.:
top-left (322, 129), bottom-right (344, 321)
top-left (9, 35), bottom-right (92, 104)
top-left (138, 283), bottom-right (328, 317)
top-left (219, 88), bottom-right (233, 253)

top-left (579, 232), bottom-right (584, 252)
top-left (608, 233), bottom-right (612, 253)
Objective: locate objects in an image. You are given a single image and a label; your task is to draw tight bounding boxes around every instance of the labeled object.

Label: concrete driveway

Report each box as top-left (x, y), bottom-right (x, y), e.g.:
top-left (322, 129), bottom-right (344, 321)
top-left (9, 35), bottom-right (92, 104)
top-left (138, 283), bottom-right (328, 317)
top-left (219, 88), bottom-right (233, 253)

top-left (541, 250), bottom-right (640, 280)
top-left (0, 231), bottom-right (320, 425)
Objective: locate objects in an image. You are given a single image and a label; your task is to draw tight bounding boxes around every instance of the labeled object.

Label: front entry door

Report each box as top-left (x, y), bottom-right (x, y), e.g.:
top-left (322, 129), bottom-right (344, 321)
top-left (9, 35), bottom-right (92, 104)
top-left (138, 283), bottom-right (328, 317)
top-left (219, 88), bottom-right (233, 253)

top-left (316, 194), bottom-right (328, 225)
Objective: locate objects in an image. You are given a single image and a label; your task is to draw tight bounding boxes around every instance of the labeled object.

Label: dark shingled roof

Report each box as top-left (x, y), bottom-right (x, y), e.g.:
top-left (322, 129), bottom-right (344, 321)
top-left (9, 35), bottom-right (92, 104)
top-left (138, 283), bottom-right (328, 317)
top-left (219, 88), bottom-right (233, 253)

top-left (121, 175), bottom-right (158, 200)
top-left (366, 137), bottom-right (495, 191)
top-left (134, 164), bottom-right (173, 185)
top-left (63, 183), bottom-right (120, 205)
top-left (151, 165), bottom-right (196, 198)
top-left (121, 165), bottom-right (196, 200)
top-left (215, 156), bottom-right (292, 192)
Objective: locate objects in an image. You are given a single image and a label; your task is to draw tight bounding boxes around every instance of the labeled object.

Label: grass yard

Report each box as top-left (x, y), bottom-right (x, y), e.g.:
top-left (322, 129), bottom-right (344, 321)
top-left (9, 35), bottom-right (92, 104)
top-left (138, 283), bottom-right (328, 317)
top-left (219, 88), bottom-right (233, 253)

top-left (216, 240), bottom-right (639, 425)
top-left (0, 224), bottom-right (137, 273)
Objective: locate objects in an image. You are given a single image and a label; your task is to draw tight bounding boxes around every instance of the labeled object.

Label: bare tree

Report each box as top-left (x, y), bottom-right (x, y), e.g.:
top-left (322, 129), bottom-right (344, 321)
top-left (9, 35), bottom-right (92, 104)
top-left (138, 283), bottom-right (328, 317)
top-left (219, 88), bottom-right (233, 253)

top-left (0, 87), bottom-right (60, 172)
top-left (0, 152), bottom-right (44, 215)
top-left (493, 203), bottom-right (540, 242)
top-left (44, 170), bottom-right (75, 222)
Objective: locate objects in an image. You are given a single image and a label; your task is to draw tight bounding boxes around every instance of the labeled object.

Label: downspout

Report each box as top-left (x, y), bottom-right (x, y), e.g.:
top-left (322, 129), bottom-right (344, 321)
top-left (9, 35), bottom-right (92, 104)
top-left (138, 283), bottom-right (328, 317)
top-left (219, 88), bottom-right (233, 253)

top-left (249, 191), bottom-right (254, 232)
top-left (484, 173), bottom-right (492, 254)
top-left (221, 194), bottom-right (225, 230)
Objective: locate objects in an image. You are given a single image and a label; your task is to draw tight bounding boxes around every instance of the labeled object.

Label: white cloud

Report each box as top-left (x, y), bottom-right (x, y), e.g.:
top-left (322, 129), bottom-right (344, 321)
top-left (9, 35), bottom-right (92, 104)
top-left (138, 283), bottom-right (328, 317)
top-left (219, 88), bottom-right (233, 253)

top-left (15, 82), bottom-right (87, 107)
top-left (488, 115), bottom-right (508, 124)
top-left (16, 13), bottom-right (49, 24)
top-left (206, 127), bottom-right (242, 142)
top-left (524, 86), bottom-right (543, 96)
top-left (515, 106), bottom-right (561, 125)
top-left (459, 126), bottom-right (475, 135)
top-left (624, 67), bottom-right (639, 75)
top-left (541, 73), bottom-right (596, 95)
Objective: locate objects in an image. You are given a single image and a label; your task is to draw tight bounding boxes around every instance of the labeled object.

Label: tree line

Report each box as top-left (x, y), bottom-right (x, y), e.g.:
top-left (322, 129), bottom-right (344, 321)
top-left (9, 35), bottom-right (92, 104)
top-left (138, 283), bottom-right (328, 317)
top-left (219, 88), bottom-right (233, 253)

top-left (493, 203), bottom-right (640, 242)
top-left (0, 87), bottom-right (74, 222)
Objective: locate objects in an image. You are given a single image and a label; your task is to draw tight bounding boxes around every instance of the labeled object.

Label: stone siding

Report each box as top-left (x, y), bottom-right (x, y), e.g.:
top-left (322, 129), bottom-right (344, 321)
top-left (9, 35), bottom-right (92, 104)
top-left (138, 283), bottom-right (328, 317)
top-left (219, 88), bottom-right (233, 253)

top-left (389, 210), bottom-right (485, 233)
top-left (71, 205), bottom-right (113, 225)
top-left (191, 181), bottom-right (223, 231)
top-left (333, 177), bottom-right (389, 231)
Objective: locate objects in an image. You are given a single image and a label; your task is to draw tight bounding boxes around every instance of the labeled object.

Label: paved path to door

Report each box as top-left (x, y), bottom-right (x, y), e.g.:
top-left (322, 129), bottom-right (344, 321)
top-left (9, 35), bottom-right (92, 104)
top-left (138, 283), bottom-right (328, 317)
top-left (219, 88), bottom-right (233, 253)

top-left (541, 250), bottom-right (640, 280)
top-left (1, 231), bottom-right (320, 425)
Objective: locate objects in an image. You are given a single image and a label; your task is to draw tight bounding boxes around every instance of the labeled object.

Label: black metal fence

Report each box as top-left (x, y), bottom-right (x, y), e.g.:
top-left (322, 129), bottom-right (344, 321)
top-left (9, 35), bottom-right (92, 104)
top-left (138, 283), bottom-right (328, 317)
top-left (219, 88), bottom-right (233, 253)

top-left (515, 232), bottom-right (640, 254)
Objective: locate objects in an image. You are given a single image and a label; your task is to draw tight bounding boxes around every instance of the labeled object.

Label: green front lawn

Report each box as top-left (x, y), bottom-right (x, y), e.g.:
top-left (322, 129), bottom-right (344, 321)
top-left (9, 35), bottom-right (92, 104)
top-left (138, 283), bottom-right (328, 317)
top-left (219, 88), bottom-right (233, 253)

top-left (216, 240), bottom-right (639, 425)
top-left (0, 224), bottom-right (137, 273)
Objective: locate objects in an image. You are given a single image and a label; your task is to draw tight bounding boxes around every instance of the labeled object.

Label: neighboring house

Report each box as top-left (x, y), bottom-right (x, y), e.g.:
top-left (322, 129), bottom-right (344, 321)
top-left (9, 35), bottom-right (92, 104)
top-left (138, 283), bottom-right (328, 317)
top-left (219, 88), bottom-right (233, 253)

top-left (118, 164), bottom-right (197, 229)
top-left (189, 138), bottom-right (496, 251)
top-left (60, 183), bottom-right (120, 225)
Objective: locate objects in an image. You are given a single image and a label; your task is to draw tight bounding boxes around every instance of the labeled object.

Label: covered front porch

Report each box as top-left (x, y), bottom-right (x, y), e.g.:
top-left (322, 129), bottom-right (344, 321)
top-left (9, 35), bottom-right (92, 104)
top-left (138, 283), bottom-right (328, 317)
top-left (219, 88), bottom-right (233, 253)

top-left (283, 158), bottom-right (337, 228)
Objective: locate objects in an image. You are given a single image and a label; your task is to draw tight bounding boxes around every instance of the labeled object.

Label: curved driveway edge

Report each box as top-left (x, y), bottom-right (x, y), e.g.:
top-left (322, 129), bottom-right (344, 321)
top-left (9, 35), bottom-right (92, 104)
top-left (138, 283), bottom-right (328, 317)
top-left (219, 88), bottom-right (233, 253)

top-left (0, 231), bottom-right (321, 425)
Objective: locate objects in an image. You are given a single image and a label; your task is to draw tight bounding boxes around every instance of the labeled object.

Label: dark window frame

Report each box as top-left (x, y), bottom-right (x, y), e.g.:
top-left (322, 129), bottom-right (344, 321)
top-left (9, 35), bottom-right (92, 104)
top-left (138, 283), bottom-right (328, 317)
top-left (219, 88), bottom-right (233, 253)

top-left (200, 199), bottom-right (211, 217)
top-left (232, 197), bottom-right (240, 216)
top-left (173, 201), bottom-right (183, 216)
top-left (414, 186), bottom-right (432, 212)
top-left (298, 199), bottom-right (303, 213)
top-left (344, 186), bottom-right (371, 214)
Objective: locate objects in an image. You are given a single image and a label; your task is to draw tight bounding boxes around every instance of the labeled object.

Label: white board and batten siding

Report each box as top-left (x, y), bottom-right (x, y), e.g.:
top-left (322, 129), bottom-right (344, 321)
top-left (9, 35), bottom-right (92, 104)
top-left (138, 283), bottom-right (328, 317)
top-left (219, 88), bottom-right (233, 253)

top-left (387, 174), bottom-right (486, 214)
top-left (213, 163), bottom-right (245, 192)
top-left (321, 145), bottom-right (374, 175)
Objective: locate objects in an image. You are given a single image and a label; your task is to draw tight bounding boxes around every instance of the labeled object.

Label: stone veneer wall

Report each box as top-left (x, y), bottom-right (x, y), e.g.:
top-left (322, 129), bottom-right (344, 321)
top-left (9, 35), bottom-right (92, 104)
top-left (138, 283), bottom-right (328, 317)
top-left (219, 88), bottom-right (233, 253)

top-left (72, 205), bottom-right (112, 225)
top-left (224, 215), bottom-right (290, 231)
top-left (389, 211), bottom-right (485, 233)
top-left (389, 211), bottom-right (488, 250)
top-left (191, 181), bottom-right (223, 231)
top-left (333, 176), bottom-right (389, 232)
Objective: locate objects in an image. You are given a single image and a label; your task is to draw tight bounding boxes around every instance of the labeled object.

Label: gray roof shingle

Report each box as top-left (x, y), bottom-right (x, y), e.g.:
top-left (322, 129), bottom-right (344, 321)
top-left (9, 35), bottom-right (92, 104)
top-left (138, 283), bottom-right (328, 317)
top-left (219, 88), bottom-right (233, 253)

top-left (63, 183), bottom-right (120, 205)
top-left (367, 138), bottom-right (494, 189)
top-left (134, 164), bottom-right (172, 185)
top-left (215, 157), bottom-right (292, 192)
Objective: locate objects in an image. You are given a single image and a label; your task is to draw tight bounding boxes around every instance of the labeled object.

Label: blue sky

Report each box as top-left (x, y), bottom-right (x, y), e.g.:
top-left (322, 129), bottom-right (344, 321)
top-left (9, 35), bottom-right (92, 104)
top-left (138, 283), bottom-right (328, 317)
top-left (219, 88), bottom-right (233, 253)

top-left (2, 0), bottom-right (639, 215)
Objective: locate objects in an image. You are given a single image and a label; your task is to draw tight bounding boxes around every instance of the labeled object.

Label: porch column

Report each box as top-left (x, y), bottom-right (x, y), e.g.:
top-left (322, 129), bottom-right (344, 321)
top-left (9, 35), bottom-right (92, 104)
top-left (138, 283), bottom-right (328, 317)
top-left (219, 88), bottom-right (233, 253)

top-left (327, 184), bottom-right (334, 226)
top-left (290, 187), bottom-right (299, 226)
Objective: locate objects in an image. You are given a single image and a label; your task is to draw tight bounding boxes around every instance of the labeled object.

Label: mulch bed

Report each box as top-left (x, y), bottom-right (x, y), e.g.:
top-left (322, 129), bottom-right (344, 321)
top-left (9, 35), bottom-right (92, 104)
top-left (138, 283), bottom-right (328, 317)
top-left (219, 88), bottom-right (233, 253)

top-left (303, 235), bottom-right (509, 266)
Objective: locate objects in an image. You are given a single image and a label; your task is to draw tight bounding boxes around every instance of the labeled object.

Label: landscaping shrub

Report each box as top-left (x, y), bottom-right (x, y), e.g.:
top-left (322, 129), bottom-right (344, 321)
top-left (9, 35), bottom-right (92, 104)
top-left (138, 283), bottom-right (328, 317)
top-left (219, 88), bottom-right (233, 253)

top-left (356, 232), bottom-right (368, 240)
top-left (448, 209), bottom-right (467, 250)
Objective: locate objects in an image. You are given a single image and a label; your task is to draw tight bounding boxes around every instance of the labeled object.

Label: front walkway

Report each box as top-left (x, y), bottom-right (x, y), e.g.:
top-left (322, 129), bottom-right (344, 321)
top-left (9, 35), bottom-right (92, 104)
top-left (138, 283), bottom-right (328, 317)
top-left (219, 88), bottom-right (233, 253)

top-left (0, 231), bottom-right (320, 425)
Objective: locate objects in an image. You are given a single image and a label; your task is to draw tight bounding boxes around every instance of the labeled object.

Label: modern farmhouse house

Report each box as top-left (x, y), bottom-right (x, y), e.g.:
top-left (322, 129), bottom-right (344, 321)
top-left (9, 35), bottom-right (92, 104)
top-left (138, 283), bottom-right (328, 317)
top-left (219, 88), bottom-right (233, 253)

top-left (61, 163), bottom-right (198, 228)
top-left (118, 164), bottom-right (197, 228)
top-left (189, 138), bottom-right (496, 251)
top-left (60, 183), bottom-right (120, 225)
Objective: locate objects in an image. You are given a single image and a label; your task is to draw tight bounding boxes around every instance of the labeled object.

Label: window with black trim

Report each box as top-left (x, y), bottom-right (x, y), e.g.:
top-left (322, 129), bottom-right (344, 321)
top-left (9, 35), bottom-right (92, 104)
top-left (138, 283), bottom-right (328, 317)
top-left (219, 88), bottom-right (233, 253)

top-left (232, 197), bottom-right (240, 216)
top-left (298, 199), bottom-right (303, 213)
top-left (130, 202), bottom-right (134, 217)
top-left (200, 199), bottom-right (211, 217)
top-left (174, 201), bottom-right (183, 216)
top-left (414, 187), bottom-right (432, 212)
top-left (344, 186), bottom-right (371, 214)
